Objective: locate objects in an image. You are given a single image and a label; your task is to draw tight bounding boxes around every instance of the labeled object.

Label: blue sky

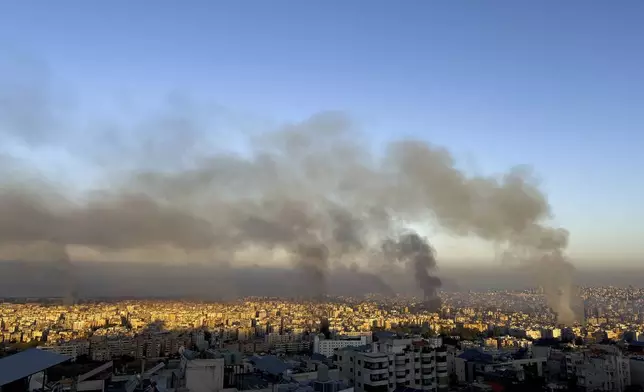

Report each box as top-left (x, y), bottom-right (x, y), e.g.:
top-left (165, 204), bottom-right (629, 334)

top-left (1, 0), bottom-right (643, 263)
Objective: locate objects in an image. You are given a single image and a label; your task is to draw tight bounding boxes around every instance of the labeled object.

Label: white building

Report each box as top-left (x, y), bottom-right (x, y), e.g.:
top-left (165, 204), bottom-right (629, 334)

top-left (39, 340), bottom-right (90, 359)
top-left (566, 345), bottom-right (630, 392)
top-left (181, 350), bottom-right (225, 392)
top-left (315, 334), bottom-right (368, 358)
top-left (335, 337), bottom-right (448, 392)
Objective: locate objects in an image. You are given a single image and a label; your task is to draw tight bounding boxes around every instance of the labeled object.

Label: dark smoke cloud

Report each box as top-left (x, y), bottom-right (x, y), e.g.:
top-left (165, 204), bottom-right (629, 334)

top-left (0, 261), bottom-right (400, 299)
top-left (0, 63), bottom-right (577, 320)
top-left (382, 232), bottom-right (441, 309)
top-left (319, 317), bottom-right (331, 339)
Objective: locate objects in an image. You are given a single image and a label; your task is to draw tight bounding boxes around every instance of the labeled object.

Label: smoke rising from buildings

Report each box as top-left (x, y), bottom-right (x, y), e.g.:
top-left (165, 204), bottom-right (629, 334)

top-left (382, 232), bottom-right (441, 309)
top-left (0, 67), bottom-right (577, 321)
top-left (319, 317), bottom-right (331, 339)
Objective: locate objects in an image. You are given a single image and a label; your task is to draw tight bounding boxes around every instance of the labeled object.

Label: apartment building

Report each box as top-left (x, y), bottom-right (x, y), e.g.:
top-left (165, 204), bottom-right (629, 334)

top-left (39, 339), bottom-right (90, 359)
top-left (335, 337), bottom-right (448, 392)
top-left (566, 345), bottom-right (631, 392)
top-left (315, 334), bottom-right (369, 357)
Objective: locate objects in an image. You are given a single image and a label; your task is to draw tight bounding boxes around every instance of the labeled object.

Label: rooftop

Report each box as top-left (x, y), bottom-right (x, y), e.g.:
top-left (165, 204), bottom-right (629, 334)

top-left (0, 349), bottom-right (71, 386)
top-left (250, 355), bottom-right (292, 376)
top-left (458, 349), bottom-right (495, 364)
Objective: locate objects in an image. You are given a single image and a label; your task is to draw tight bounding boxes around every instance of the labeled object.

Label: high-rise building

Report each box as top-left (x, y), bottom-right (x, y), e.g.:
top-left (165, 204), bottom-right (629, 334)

top-left (335, 337), bottom-right (448, 392)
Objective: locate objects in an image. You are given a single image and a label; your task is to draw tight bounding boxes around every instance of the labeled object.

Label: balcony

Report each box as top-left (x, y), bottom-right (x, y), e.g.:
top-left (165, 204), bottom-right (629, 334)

top-left (365, 367), bottom-right (388, 375)
top-left (364, 384), bottom-right (389, 392)
top-left (369, 375), bottom-right (389, 386)
top-left (364, 362), bottom-right (389, 371)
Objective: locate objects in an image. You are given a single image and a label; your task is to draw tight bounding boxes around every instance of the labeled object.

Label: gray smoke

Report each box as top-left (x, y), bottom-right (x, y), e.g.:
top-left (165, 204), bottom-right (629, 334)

top-left (382, 232), bottom-right (441, 309)
top-left (0, 66), bottom-right (575, 318)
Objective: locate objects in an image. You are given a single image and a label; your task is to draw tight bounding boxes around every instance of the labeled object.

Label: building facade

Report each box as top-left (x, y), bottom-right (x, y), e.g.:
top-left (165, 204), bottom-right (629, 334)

top-left (335, 338), bottom-right (448, 392)
top-left (315, 334), bottom-right (369, 358)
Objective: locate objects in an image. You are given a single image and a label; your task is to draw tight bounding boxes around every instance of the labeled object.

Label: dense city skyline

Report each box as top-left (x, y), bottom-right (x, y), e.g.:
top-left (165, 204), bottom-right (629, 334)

top-left (2, 2), bottom-right (644, 391)
top-left (2, 1), bottom-right (644, 340)
top-left (3, 286), bottom-right (642, 392)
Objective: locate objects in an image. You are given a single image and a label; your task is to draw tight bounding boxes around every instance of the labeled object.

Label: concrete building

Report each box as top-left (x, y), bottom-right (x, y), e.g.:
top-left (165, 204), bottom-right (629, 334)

top-left (335, 337), bottom-right (448, 392)
top-left (39, 340), bottom-right (90, 359)
top-left (341, 332), bottom-right (373, 344)
top-left (181, 349), bottom-right (226, 392)
top-left (566, 346), bottom-right (630, 392)
top-left (315, 334), bottom-right (369, 358)
top-left (454, 348), bottom-right (546, 386)
top-left (629, 357), bottom-right (644, 388)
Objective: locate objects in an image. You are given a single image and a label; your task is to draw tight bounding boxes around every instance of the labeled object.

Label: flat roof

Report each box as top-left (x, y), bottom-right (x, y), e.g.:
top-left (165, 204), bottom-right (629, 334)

top-left (0, 349), bottom-right (71, 386)
top-left (250, 355), bottom-right (292, 376)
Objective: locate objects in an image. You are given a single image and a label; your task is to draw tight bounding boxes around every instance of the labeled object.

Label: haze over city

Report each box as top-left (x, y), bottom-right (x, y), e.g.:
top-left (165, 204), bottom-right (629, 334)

top-left (4, 4), bottom-right (644, 392)
top-left (1, 0), bottom-right (643, 312)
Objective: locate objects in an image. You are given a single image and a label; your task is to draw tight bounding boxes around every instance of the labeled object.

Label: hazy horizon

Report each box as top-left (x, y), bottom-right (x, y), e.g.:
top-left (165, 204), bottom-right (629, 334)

top-left (0, 260), bottom-right (642, 301)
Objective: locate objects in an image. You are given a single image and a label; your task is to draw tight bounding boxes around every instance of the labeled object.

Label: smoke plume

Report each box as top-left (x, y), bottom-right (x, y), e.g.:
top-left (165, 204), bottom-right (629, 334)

top-left (319, 317), bottom-right (331, 339)
top-left (382, 232), bottom-right (441, 310)
top-left (0, 65), bottom-right (576, 321)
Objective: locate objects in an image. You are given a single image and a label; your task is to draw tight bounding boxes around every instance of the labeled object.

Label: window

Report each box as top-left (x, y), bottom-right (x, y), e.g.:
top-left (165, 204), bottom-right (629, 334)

top-left (358, 371), bottom-right (361, 376)
top-left (350, 368), bottom-right (353, 373)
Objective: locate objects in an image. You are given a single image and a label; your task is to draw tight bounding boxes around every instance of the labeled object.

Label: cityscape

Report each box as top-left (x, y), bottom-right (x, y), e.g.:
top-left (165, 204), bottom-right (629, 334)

top-left (2, 286), bottom-right (644, 392)
top-left (1, 1), bottom-right (643, 392)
